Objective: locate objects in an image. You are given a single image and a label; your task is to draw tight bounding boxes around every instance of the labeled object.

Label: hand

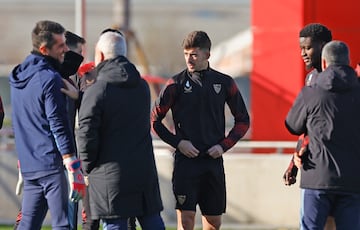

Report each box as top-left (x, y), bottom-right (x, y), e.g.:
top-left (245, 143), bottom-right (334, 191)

top-left (283, 158), bottom-right (298, 186)
top-left (177, 140), bottom-right (199, 158)
top-left (207, 144), bottom-right (224, 159)
top-left (63, 156), bottom-right (86, 202)
top-left (15, 160), bottom-right (23, 196)
top-left (84, 175), bottom-right (89, 186)
top-left (60, 79), bottom-right (79, 100)
top-left (293, 147), bottom-right (305, 169)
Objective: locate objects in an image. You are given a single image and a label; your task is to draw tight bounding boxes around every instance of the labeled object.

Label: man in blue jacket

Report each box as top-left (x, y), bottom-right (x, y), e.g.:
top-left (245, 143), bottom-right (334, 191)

top-left (285, 40), bottom-right (360, 229)
top-left (9, 20), bottom-right (86, 230)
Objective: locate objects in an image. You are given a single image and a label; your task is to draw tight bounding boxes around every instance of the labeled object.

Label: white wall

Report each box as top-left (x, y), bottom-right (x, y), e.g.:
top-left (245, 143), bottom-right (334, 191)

top-left (155, 149), bottom-right (301, 228)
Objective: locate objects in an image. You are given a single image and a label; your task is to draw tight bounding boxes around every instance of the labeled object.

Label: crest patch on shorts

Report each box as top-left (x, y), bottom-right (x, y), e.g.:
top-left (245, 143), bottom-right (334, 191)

top-left (177, 195), bottom-right (186, 205)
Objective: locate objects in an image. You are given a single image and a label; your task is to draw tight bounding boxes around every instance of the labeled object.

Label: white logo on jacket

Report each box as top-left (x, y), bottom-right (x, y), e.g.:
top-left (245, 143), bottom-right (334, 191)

top-left (184, 80), bottom-right (192, 93)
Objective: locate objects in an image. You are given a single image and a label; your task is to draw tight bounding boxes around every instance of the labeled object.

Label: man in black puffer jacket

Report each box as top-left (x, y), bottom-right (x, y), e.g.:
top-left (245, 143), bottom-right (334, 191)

top-left (286, 40), bottom-right (360, 229)
top-left (77, 28), bottom-right (165, 230)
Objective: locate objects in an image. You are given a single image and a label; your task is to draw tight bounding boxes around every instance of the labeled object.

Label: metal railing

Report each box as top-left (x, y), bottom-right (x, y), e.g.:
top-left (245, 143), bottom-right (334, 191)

top-left (1, 129), bottom-right (297, 154)
top-left (152, 139), bottom-right (297, 154)
top-left (1, 127), bottom-right (297, 155)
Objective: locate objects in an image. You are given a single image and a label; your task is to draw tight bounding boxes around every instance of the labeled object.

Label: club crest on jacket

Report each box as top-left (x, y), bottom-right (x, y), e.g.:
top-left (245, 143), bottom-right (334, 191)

top-left (213, 84), bottom-right (221, 94)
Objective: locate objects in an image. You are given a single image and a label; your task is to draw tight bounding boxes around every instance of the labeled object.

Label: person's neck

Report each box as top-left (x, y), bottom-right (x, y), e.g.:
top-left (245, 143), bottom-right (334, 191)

top-left (190, 64), bottom-right (209, 73)
top-left (31, 50), bottom-right (62, 72)
top-left (314, 64), bottom-right (322, 73)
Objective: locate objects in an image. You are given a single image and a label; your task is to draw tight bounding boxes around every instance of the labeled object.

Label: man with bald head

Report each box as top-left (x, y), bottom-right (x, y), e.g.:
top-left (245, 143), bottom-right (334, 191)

top-left (77, 29), bottom-right (165, 230)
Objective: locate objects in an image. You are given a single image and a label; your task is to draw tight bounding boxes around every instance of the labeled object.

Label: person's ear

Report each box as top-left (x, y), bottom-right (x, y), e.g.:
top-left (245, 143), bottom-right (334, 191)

top-left (39, 44), bottom-right (48, 55)
top-left (321, 58), bottom-right (327, 71)
top-left (99, 51), bottom-right (105, 62)
top-left (100, 52), bottom-right (104, 61)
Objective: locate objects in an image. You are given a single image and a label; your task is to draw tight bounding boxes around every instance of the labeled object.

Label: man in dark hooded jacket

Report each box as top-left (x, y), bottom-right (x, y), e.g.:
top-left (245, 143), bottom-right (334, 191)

top-left (283, 23), bottom-right (333, 186)
top-left (285, 40), bottom-right (360, 229)
top-left (77, 28), bottom-right (164, 230)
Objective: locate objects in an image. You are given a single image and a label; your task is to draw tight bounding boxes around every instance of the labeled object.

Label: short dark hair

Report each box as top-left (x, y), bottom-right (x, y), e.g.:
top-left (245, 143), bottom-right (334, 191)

top-left (299, 23), bottom-right (332, 43)
top-left (322, 40), bottom-right (350, 66)
top-left (32, 20), bottom-right (66, 51)
top-left (182, 31), bottom-right (211, 51)
top-left (65, 31), bottom-right (86, 50)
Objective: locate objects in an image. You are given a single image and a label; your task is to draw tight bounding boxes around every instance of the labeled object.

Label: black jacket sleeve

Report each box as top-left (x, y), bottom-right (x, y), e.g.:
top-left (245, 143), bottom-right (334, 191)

top-left (151, 79), bottom-right (182, 148)
top-left (285, 88), bottom-right (308, 135)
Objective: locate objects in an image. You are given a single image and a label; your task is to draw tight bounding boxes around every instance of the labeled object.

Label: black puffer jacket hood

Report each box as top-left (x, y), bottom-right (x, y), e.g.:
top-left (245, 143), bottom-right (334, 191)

top-left (315, 65), bottom-right (359, 92)
top-left (95, 56), bottom-right (141, 87)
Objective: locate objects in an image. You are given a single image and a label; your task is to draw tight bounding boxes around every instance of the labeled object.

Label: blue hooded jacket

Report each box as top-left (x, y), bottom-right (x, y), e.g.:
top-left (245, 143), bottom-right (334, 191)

top-left (9, 53), bottom-right (75, 175)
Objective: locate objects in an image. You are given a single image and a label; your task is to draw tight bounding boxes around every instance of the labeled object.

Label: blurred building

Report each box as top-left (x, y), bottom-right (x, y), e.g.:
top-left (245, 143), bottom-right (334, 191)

top-left (0, 0), bottom-right (251, 119)
top-left (0, 0), bottom-right (250, 75)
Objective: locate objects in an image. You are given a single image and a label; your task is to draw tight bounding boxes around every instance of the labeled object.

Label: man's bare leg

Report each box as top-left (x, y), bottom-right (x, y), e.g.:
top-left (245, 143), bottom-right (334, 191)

top-left (177, 209), bottom-right (196, 230)
top-left (202, 215), bottom-right (221, 230)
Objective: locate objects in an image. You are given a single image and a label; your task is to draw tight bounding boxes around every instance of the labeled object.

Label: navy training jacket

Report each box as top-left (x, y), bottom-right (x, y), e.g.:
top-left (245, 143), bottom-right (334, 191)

top-left (9, 53), bottom-right (75, 174)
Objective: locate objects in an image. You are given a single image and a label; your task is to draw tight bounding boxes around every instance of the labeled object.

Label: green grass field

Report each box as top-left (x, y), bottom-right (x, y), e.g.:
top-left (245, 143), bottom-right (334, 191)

top-left (0, 227), bottom-right (180, 230)
top-left (0, 226), bottom-right (178, 230)
top-left (0, 225), bottom-right (298, 230)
